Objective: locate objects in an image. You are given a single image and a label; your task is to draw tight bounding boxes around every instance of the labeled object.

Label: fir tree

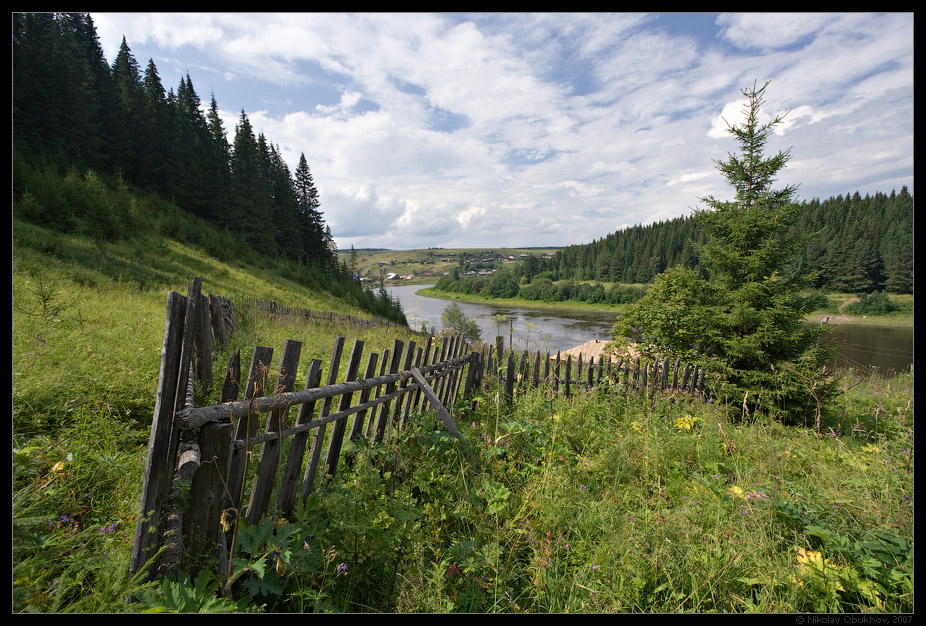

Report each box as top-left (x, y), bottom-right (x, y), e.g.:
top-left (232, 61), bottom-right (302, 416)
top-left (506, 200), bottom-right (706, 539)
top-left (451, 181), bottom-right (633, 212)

top-left (614, 82), bottom-right (829, 423)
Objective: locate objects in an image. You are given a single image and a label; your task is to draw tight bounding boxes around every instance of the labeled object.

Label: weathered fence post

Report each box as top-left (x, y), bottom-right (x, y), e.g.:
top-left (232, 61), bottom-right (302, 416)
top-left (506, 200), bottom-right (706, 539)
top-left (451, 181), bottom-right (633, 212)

top-left (184, 421), bottom-right (235, 566)
top-left (303, 337), bottom-right (346, 499)
top-left (130, 290), bottom-right (186, 578)
top-left (323, 339), bottom-right (365, 481)
top-left (277, 359), bottom-right (322, 518)
top-left (224, 346), bottom-right (273, 531)
top-left (565, 355), bottom-right (572, 398)
top-left (348, 352), bottom-right (380, 443)
top-left (505, 351), bottom-right (515, 406)
top-left (373, 339), bottom-right (403, 443)
top-left (246, 339), bottom-right (302, 525)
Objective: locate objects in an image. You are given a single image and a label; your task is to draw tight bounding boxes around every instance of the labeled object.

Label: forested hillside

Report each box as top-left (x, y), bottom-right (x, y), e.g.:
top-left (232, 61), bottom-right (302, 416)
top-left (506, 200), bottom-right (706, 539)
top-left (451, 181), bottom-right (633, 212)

top-left (543, 189), bottom-right (913, 294)
top-left (12, 13), bottom-right (409, 321)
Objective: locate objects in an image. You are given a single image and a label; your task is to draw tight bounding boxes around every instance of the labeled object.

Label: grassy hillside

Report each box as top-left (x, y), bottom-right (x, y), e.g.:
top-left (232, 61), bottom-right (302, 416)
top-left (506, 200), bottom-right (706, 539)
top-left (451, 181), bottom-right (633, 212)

top-left (340, 247), bottom-right (561, 285)
top-left (13, 225), bottom-right (914, 613)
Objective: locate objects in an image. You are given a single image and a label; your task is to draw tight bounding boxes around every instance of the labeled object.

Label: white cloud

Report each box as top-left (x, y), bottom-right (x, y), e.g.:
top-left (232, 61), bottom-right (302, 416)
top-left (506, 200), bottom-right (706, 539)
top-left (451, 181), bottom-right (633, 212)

top-left (90, 12), bottom-right (913, 249)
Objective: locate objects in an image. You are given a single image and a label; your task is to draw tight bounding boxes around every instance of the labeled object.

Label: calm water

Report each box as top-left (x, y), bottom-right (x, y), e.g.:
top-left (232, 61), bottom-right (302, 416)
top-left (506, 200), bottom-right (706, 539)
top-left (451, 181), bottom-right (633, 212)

top-left (387, 285), bottom-right (615, 354)
top-left (823, 323), bottom-right (914, 374)
top-left (388, 284), bottom-right (914, 373)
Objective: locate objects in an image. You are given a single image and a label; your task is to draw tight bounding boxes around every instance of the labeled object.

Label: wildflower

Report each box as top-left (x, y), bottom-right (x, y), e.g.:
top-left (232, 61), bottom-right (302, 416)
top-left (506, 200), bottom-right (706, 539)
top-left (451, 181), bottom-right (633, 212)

top-left (98, 522), bottom-right (117, 533)
top-left (579, 484), bottom-right (586, 490)
top-left (304, 540), bottom-right (310, 551)
top-left (592, 565), bottom-right (599, 571)
top-left (335, 562), bottom-right (348, 575)
top-left (60, 515), bottom-right (70, 522)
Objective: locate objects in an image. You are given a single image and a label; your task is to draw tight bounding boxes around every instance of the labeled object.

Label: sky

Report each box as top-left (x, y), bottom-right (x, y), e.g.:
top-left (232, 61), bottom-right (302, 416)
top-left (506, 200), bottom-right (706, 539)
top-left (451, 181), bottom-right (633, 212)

top-left (91, 12), bottom-right (914, 251)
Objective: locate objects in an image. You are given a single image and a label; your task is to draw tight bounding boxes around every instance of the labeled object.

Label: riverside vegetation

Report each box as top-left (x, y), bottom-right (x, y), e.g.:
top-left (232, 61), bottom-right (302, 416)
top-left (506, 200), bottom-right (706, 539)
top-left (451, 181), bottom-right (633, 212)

top-left (12, 218), bottom-right (913, 612)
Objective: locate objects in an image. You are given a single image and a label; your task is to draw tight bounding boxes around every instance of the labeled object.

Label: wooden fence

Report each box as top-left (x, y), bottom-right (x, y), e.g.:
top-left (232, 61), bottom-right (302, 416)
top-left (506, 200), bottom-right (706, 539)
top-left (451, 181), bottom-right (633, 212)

top-left (242, 296), bottom-right (409, 333)
top-left (130, 278), bottom-right (708, 581)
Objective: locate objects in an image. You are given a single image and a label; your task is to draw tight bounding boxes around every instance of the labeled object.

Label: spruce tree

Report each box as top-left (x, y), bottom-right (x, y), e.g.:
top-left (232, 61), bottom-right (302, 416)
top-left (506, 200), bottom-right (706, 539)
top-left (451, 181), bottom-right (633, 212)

top-left (614, 82), bottom-right (829, 423)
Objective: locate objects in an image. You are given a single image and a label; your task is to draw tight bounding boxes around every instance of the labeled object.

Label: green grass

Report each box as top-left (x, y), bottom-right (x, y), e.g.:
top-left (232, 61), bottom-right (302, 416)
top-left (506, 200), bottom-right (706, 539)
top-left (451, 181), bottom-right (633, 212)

top-left (13, 228), bottom-right (913, 613)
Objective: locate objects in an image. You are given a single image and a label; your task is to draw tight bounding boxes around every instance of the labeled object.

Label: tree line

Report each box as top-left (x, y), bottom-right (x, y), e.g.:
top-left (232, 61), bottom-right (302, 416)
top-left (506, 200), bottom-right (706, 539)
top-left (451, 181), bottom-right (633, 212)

top-left (549, 188), bottom-right (912, 294)
top-left (436, 187), bottom-right (912, 300)
top-left (13, 13), bottom-right (406, 323)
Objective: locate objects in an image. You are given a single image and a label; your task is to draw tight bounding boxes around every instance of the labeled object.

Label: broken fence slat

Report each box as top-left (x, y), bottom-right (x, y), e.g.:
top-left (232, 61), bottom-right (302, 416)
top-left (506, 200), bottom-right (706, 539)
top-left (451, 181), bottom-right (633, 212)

top-left (409, 367), bottom-right (461, 440)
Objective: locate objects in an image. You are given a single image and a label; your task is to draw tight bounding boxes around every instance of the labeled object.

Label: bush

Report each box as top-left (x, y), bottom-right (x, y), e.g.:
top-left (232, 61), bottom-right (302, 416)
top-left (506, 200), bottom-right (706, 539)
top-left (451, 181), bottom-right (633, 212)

top-left (844, 291), bottom-right (899, 316)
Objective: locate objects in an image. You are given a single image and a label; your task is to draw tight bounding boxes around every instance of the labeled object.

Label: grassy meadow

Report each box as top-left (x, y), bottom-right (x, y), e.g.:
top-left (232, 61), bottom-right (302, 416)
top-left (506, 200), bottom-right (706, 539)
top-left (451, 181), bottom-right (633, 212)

top-left (13, 223), bottom-right (913, 613)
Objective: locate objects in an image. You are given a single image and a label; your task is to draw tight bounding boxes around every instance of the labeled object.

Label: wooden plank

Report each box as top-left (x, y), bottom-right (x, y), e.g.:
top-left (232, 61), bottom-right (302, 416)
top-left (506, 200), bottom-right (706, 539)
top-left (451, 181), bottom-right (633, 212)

top-left (409, 368), bottom-right (461, 439)
top-left (366, 349), bottom-right (389, 439)
top-left (302, 337), bottom-right (345, 500)
top-left (220, 349), bottom-right (241, 404)
top-left (520, 349), bottom-right (530, 392)
top-left (224, 345), bottom-right (273, 525)
top-left (130, 290), bottom-right (186, 577)
top-left (439, 336), bottom-right (458, 406)
top-left (433, 336), bottom-right (451, 405)
top-left (565, 355), bottom-right (572, 398)
top-left (373, 339), bottom-right (403, 444)
top-left (323, 340), bottom-right (364, 481)
top-left (505, 351), bottom-right (515, 405)
top-left (246, 339), bottom-right (302, 525)
top-left (196, 292), bottom-right (213, 386)
top-left (393, 340), bottom-right (416, 432)
top-left (348, 352), bottom-right (379, 443)
top-left (396, 341), bottom-right (418, 431)
top-left (462, 348), bottom-right (478, 399)
top-left (411, 336), bottom-right (432, 413)
top-left (184, 422), bottom-right (235, 563)
top-left (209, 293), bottom-right (228, 350)
top-left (277, 358), bottom-right (322, 518)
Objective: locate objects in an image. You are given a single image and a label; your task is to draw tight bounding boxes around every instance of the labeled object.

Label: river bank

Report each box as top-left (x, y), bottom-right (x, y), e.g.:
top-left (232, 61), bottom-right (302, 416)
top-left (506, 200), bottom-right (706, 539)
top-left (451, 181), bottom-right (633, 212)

top-left (413, 285), bottom-right (913, 328)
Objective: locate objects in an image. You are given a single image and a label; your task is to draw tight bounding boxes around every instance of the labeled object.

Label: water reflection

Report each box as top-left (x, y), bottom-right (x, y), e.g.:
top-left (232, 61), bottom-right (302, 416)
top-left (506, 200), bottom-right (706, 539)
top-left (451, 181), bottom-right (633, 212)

top-left (387, 284), bottom-right (913, 373)
top-left (387, 284), bottom-right (616, 354)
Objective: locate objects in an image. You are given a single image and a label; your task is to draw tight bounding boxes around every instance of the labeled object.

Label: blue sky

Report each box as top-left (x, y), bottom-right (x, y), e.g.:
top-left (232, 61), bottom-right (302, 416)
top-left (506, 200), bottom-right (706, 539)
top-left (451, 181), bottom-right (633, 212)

top-left (91, 12), bottom-right (914, 250)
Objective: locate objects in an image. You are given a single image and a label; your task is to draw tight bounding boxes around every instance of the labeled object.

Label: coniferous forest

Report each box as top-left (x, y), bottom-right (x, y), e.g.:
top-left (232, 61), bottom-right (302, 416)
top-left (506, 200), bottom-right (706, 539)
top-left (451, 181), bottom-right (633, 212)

top-left (545, 190), bottom-right (913, 293)
top-left (12, 13), bottom-right (406, 324)
top-left (435, 189), bottom-right (913, 304)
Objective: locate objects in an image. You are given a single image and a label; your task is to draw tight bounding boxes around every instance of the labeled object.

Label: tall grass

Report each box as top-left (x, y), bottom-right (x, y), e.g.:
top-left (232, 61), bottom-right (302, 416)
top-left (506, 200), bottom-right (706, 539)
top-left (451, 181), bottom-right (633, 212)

top-left (13, 228), bottom-right (913, 613)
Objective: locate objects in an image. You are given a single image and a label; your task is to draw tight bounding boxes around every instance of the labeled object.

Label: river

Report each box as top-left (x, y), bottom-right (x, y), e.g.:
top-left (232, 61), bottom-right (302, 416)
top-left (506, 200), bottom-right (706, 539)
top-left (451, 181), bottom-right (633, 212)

top-left (387, 284), bottom-right (913, 374)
